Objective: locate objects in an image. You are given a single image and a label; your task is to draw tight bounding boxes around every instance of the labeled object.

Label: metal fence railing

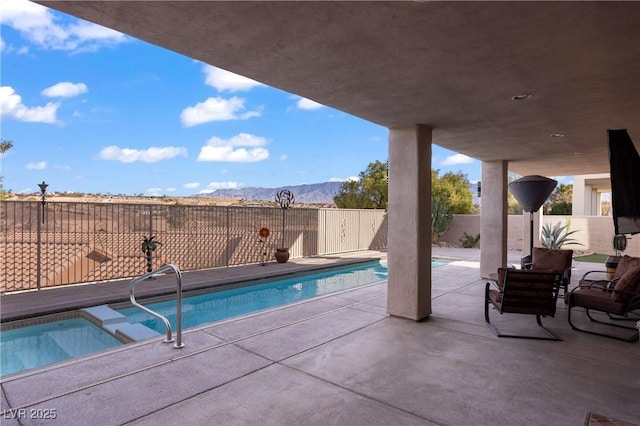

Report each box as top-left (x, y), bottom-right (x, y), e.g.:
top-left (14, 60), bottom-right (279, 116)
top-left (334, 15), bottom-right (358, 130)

top-left (0, 201), bottom-right (387, 293)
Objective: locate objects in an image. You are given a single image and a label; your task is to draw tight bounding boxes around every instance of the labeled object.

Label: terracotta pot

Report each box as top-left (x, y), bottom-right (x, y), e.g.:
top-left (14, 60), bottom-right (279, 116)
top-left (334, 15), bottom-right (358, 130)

top-left (274, 248), bottom-right (290, 263)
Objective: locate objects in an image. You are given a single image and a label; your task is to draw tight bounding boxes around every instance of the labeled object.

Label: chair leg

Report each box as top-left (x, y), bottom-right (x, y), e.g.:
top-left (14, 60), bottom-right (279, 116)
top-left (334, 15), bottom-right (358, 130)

top-left (484, 284), bottom-right (560, 340)
top-left (606, 311), bottom-right (640, 321)
top-left (568, 305), bottom-right (639, 342)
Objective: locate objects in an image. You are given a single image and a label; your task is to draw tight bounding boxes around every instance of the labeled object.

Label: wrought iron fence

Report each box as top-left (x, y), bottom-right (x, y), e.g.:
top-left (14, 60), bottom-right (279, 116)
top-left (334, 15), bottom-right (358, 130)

top-left (0, 201), bottom-right (387, 293)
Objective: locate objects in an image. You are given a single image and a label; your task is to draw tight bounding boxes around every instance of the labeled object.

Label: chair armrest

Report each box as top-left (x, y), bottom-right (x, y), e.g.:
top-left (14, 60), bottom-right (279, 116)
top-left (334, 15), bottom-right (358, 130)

top-left (487, 278), bottom-right (501, 291)
top-left (580, 270), bottom-right (608, 281)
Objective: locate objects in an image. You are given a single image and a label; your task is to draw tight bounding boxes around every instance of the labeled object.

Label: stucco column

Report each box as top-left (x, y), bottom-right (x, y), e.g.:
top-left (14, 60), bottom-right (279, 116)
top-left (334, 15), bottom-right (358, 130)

top-left (479, 161), bottom-right (507, 278)
top-left (387, 125), bottom-right (432, 320)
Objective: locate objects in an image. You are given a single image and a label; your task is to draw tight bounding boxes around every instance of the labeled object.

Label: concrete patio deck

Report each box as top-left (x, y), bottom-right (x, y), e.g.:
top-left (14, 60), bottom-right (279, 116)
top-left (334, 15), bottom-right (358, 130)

top-left (1, 247), bottom-right (638, 426)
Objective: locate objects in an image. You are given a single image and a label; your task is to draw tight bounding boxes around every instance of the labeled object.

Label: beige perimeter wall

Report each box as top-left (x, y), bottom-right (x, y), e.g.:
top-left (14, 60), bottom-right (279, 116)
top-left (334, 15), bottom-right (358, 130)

top-left (440, 214), bottom-right (640, 256)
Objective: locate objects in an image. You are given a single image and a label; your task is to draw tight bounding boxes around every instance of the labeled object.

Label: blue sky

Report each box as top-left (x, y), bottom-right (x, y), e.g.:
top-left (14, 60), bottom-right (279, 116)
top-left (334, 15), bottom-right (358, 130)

top-left (0, 0), bottom-right (484, 197)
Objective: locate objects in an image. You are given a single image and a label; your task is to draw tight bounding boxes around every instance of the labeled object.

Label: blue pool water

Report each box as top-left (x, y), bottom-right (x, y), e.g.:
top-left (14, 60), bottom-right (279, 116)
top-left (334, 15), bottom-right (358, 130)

top-left (1, 258), bottom-right (447, 376)
top-left (0, 317), bottom-right (122, 376)
top-left (118, 260), bottom-right (392, 334)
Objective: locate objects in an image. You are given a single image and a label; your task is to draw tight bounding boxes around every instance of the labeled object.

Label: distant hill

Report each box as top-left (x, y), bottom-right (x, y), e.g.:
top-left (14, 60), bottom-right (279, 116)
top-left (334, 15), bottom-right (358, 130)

top-left (198, 181), bottom-right (480, 206)
top-left (198, 182), bottom-right (344, 204)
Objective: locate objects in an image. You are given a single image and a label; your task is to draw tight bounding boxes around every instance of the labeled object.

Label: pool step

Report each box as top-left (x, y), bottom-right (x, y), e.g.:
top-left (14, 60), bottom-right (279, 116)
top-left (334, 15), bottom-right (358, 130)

top-left (82, 305), bottom-right (161, 342)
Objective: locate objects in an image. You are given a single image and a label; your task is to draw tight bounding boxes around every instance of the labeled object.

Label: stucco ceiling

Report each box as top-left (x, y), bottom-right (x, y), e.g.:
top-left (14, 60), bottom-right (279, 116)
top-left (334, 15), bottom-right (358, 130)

top-left (36, 1), bottom-right (640, 178)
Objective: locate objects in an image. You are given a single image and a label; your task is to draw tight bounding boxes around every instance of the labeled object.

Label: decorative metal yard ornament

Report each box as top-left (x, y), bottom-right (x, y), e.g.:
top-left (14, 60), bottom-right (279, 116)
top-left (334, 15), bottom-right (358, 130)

top-left (38, 181), bottom-right (48, 224)
top-left (258, 227), bottom-right (270, 266)
top-left (141, 235), bottom-right (162, 273)
top-left (275, 189), bottom-right (295, 263)
top-left (613, 234), bottom-right (627, 256)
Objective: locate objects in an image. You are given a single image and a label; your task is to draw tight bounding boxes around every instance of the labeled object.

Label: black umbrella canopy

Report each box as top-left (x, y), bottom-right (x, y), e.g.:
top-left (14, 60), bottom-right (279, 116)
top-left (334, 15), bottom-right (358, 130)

top-left (509, 175), bottom-right (557, 213)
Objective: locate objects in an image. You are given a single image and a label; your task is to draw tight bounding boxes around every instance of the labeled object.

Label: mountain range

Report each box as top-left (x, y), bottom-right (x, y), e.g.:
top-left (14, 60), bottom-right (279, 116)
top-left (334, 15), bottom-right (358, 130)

top-left (198, 182), bottom-right (344, 204)
top-left (198, 181), bottom-right (480, 205)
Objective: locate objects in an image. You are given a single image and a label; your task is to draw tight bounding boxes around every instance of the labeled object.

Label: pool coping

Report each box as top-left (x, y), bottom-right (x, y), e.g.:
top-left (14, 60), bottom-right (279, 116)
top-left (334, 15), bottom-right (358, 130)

top-left (0, 251), bottom-right (387, 323)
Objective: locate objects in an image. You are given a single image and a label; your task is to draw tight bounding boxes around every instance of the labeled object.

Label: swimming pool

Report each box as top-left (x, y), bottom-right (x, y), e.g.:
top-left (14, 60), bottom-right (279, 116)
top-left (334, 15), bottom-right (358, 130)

top-left (0, 315), bottom-right (123, 377)
top-left (117, 260), bottom-right (390, 334)
top-left (1, 257), bottom-right (448, 376)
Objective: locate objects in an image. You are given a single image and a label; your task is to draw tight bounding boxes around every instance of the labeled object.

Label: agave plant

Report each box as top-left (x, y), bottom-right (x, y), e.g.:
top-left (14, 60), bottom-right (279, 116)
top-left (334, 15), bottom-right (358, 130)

top-left (540, 222), bottom-right (583, 249)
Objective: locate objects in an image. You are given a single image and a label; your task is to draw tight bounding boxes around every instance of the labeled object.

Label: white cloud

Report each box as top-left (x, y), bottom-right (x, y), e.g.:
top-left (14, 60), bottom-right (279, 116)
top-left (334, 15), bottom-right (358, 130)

top-left (296, 97), bottom-right (323, 110)
top-left (0, 0), bottom-right (127, 52)
top-left (328, 176), bottom-right (359, 182)
top-left (279, 154), bottom-right (288, 160)
top-left (98, 145), bottom-right (188, 163)
top-left (42, 82), bottom-right (88, 98)
top-left (183, 182), bottom-right (200, 189)
top-left (180, 96), bottom-right (261, 127)
top-left (197, 133), bottom-right (269, 163)
top-left (0, 86), bottom-right (59, 123)
top-left (205, 181), bottom-right (242, 190)
top-left (146, 187), bottom-right (164, 196)
top-left (166, 187), bottom-right (176, 193)
top-left (202, 64), bottom-right (264, 92)
top-left (441, 153), bottom-right (475, 166)
top-left (26, 161), bottom-right (46, 170)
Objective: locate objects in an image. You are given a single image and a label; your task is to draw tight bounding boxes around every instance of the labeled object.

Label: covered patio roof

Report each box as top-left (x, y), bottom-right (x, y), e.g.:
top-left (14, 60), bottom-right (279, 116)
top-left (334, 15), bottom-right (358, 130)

top-left (36, 1), bottom-right (640, 177)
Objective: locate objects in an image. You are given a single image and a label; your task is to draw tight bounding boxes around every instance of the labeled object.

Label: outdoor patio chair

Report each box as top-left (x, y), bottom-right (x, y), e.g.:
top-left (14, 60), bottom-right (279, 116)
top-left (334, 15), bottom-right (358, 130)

top-left (485, 268), bottom-right (561, 340)
top-left (564, 256), bottom-right (640, 342)
top-left (528, 247), bottom-right (573, 295)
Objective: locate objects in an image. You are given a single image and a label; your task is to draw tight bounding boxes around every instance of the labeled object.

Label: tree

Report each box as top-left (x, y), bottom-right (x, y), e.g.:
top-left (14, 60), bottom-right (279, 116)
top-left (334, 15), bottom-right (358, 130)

top-left (0, 140), bottom-right (12, 154)
top-left (430, 170), bottom-right (474, 242)
top-left (507, 173), bottom-right (524, 215)
top-left (431, 170), bottom-right (475, 214)
top-left (545, 183), bottom-right (573, 215)
top-left (0, 140), bottom-right (13, 198)
top-left (334, 160), bottom-right (388, 209)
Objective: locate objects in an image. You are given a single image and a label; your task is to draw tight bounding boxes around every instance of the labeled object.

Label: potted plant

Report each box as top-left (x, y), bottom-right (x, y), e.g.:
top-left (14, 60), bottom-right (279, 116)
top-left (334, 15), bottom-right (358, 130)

top-left (274, 189), bottom-right (295, 263)
top-left (141, 235), bottom-right (161, 273)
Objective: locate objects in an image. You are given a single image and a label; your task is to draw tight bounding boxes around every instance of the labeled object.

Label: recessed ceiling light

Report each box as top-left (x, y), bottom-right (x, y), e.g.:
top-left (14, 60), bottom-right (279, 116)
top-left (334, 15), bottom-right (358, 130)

top-left (511, 94), bottom-right (533, 100)
top-left (550, 133), bottom-right (566, 138)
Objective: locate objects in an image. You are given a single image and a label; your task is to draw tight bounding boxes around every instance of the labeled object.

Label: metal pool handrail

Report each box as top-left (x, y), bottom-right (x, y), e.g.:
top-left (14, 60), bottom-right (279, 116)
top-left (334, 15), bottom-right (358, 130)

top-left (129, 264), bottom-right (184, 348)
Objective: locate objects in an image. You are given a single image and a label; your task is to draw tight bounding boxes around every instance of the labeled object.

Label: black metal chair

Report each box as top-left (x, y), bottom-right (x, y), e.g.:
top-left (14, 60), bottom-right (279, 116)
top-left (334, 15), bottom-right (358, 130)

top-left (564, 263), bottom-right (640, 342)
top-left (485, 268), bottom-right (561, 340)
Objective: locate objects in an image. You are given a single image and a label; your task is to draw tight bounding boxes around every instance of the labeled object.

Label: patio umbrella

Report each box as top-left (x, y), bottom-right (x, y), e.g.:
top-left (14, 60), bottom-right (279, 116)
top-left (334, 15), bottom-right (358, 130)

top-left (509, 175), bottom-right (557, 266)
top-left (608, 129), bottom-right (640, 235)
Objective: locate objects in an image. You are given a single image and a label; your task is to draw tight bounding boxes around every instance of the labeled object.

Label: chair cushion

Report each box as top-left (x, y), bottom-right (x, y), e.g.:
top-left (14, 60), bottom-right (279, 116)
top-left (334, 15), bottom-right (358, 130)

top-left (531, 247), bottom-right (573, 275)
top-left (565, 287), bottom-right (627, 315)
top-left (613, 255), bottom-right (640, 279)
top-left (612, 265), bottom-right (640, 303)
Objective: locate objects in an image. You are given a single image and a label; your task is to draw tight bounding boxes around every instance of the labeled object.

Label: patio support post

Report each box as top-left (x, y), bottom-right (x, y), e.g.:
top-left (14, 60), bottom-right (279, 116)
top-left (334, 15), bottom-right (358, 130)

top-left (479, 161), bottom-right (508, 278)
top-left (522, 210), bottom-right (541, 258)
top-left (387, 125), bottom-right (432, 320)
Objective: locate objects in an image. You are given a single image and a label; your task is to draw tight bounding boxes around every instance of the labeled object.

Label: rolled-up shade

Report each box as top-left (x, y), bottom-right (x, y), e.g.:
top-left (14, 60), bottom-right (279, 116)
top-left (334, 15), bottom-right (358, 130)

top-left (608, 129), bottom-right (640, 235)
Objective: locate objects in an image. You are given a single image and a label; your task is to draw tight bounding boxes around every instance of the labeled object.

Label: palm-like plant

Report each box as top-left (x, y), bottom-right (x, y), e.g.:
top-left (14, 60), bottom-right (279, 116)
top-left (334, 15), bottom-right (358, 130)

top-left (540, 222), bottom-right (583, 249)
top-left (141, 236), bottom-right (161, 272)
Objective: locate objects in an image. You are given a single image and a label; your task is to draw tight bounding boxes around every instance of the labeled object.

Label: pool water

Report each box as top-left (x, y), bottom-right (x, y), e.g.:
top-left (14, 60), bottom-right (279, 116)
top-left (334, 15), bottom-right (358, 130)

top-left (118, 260), bottom-right (391, 334)
top-left (1, 258), bottom-right (447, 376)
top-left (1, 317), bottom-right (122, 376)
